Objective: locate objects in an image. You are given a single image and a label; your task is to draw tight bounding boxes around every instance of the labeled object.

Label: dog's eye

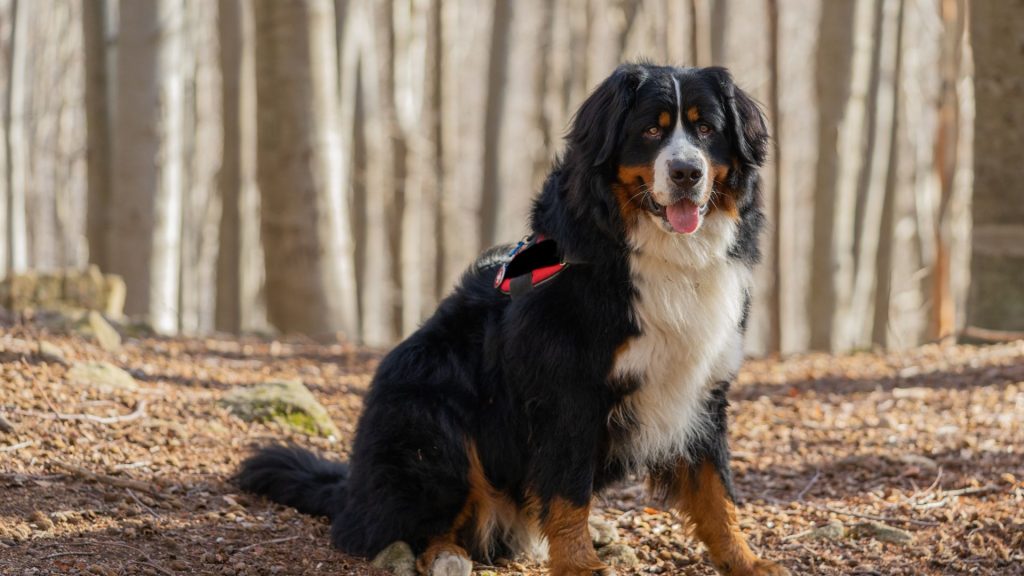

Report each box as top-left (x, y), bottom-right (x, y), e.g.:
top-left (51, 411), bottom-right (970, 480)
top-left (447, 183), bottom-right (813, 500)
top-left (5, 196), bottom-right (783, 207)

top-left (697, 123), bottom-right (714, 136)
top-left (643, 126), bottom-right (662, 139)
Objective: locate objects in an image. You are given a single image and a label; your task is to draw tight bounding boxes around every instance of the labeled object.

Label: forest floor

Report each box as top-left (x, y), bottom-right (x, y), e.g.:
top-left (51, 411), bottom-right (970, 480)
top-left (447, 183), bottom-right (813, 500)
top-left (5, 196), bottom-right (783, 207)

top-left (1, 314), bottom-right (1022, 576)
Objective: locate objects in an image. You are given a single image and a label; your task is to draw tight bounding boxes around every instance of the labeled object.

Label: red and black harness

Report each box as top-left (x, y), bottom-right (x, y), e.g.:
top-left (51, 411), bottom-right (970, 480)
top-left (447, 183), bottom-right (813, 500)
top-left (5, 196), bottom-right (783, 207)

top-left (493, 234), bottom-right (572, 298)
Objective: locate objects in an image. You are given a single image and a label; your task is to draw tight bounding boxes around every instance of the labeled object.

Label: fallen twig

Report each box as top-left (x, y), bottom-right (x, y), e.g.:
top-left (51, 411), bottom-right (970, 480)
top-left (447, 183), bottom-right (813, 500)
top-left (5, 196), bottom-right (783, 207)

top-left (13, 400), bottom-right (147, 425)
top-left (42, 551), bottom-right (98, 560)
top-left (50, 460), bottom-right (160, 496)
top-left (0, 412), bottom-right (15, 434)
top-left (234, 535), bottom-right (301, 553)
top-left (808, 502), bottom-right (939, 527)
top-left (0, 440), bottom-right (33, 453)
top-left (128, 560), bottom-right (175, 576)
top-left (127, 488), bottom-right (161, 519)
top-left (940, 485), bottom-right (1001, 498)
top-left (795, 469), bottom-right (821, 501)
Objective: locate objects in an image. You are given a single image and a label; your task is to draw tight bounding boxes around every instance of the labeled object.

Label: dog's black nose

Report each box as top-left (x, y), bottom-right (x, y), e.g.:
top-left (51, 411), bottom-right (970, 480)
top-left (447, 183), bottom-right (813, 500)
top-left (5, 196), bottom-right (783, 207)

top-left (668, 159), bottom-right (703, 187)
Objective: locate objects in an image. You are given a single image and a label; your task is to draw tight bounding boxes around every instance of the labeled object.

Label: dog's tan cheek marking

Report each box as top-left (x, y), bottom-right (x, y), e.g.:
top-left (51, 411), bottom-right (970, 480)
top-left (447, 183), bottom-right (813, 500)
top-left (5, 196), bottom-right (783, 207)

top-left (672, 461), bottom-right (762, 574)
top-left (614, 164), bottom-right (655, 225)
top-left (658, 111), bottom-right (671, 128)
top-left (709, 161), bottom-right (740, 221)
top-left (542, 498), bottom-right (606, 575)
top-left (687, 106), bottom-right (700, 123)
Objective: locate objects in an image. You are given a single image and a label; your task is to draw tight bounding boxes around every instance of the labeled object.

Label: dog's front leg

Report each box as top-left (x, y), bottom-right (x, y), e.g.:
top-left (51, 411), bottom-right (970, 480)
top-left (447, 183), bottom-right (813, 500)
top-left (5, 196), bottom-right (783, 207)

top-left (670, 459), bottom-right (788, 576)
top-left (662, 382), bottom-right (789, 576)
top-left (527, 399), bottom-right (613, 576)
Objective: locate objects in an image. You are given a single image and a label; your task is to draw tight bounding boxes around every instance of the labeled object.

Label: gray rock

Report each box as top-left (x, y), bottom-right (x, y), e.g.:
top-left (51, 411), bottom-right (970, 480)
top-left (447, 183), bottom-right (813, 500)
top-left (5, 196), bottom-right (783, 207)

top-left (35, 340), bottom-right (68, 365)
top-left (86, 311), bottom-right (122, 352)
top-left (850, 521), bottom-right (914, 545)
top-left (589, 515), bottom-right (619, 548)
top-left (67, 361), bottom-right (138, 393)
top-left (222, 379), bottom-right (340, 438)
top-left (370, 541), bottom-right (416, 576)
top-left (807, 520), bottom-right (846, 541)
top-left (597, 543), bottom-right (639, 570)
top-left (0, 413), bottom-right (15, 435)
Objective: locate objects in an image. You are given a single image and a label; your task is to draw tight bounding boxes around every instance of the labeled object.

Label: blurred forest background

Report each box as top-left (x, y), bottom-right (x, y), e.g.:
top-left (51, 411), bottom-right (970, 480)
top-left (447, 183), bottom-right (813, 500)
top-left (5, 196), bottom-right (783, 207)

top-left (0, 0), bottom-right (1018, 354)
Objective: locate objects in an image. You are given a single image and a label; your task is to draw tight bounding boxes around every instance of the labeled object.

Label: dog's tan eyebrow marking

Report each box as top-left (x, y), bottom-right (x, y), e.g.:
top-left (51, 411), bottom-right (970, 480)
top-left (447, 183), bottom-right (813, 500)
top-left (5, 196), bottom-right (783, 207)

top-left (658, 111), bottom-right (671, 128)
top-left (687, 106), bottom-right (700, 123)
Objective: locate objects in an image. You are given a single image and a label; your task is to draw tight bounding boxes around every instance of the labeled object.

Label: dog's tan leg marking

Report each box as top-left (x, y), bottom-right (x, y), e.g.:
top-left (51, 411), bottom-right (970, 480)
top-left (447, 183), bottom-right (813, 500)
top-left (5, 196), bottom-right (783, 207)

top-left (542, 498), bottom-right (615, 576)
top-left (673, 461), bottom-right (789, 576)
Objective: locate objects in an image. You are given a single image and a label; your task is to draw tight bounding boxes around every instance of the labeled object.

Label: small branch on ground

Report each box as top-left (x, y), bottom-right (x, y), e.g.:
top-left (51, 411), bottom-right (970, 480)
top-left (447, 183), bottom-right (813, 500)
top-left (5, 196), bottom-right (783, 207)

top-left (795, 469), bottom-right (821, 501)
top-left (127, 488), bottom-right (161, 519)
top-left (0, 412), bottom-right (16, 433)
top-left (42, 551), bottom-right (98, 560)
top-left (234, 535), bottom-right (301, 553)
top-left (14, 401), bottom-right (147, 425)
top-left (809, 502), bottom-right (939, 527)
top-left (50, 460), bottom-right (160, 496)
top-left (0, 440), bottom-right (33, 452)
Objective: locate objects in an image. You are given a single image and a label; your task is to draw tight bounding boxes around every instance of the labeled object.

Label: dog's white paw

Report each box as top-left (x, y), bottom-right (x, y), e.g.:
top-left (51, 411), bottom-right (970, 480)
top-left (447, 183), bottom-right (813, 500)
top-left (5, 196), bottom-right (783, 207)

top-left (429, 551), bottom-right (473, 576)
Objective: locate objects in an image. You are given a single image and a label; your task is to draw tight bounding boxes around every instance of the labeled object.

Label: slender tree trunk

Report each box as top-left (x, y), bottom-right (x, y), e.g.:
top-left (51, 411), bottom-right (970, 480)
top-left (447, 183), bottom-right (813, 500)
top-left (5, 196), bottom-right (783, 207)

top-left (872, 0), bottom-right (905, 348)
top-left (966, 1), bottom-right (1024, 334)
top-left (809, 0), bottom-right (873, 351)
top-left (766, 0), bottom-right (782, 353)
top-left (479, 0), bottom-right (512, 250)
top-left (83, 0), bottom-right (111, 271)
top-left (252, 0), bottom-right (357, 337)
top-left (6, 0), bottom-right (28, 274)
top-left (0, 0), bottom-right (13, 275)
top-left (216, 0), bottom-right (265, 334)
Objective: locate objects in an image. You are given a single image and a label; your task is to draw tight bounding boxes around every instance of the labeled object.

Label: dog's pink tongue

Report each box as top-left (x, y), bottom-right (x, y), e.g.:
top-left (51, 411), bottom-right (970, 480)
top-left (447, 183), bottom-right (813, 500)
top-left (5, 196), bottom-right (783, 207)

top-left (666, 199), bottom-right (701, 234)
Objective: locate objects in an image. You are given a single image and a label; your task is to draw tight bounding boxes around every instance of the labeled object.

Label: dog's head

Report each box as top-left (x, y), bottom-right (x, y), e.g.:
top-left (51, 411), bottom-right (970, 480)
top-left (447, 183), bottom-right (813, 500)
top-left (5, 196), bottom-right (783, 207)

top-left (567, 64), bottom-right (768, 238)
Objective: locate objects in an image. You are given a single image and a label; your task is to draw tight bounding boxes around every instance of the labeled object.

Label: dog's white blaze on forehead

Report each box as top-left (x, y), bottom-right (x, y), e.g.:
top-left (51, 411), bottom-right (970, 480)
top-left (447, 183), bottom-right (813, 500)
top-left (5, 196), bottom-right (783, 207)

top-left (609, 208), bottom-right (749, 470)
top-left (651, 76), bottom-right (706, 206)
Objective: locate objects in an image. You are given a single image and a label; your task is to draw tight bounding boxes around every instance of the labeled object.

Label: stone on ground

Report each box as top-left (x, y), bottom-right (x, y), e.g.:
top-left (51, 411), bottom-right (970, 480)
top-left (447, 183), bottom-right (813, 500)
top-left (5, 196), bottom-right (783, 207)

top-left (67, 362), bottom-right (138, 393)
top-left (589, 514), bottom-right (619, 548)
top-left (35, 341), bottom-right (68, 365)
top-left (222, 379), bottom-right (339, 438)
top-left (850, 521), bottom-right (914, 545)
top-left (597, 543), bottom-right (639, 569)
top-left (370, 541), bottom-right (416, 576)
top-left (85, 311), bottom-right (122, 352)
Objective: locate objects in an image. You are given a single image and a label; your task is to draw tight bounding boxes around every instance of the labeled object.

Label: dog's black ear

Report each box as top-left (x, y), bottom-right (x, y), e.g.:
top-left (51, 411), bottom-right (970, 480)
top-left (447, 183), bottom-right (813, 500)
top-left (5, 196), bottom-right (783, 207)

top-left (704, 67), bottom-right (769, 167)
top-left (569, 64), bottom-right (647, 167)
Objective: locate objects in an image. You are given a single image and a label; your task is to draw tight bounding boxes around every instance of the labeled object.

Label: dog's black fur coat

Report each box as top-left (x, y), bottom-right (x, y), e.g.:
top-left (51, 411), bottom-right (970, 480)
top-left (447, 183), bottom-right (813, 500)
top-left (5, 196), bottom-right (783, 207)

top-left (237, 63), bottom-right (769, 563)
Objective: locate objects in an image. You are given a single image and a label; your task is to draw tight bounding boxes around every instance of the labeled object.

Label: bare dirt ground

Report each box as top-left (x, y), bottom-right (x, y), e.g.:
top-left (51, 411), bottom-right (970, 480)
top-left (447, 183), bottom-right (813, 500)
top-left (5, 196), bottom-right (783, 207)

top-left (1, 315), bottom-right (1022, 575)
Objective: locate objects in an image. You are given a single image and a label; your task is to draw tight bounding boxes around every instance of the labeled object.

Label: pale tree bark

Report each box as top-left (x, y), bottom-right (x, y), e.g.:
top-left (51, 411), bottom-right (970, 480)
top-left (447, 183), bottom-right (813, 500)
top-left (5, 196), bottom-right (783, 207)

top-left (252, 0), bottom-right (358, 337)
top-left (216, 0), bottom-right (265, 334)
top-left (83, 0), bottom-right (111, 271)
top-left (109, 0), bottom-right (185, 333)
top-left (6, 0), bottom-right (28, 274)
top-left (967, 1), bottom-right (1024, 334)
top-left (180, 0), bottom-right (223, 334)
top-left (766, 0), bottom-right (782, 353)
top-left (0, 0), bottom-right (13, 275)
top-left (872, 0), bottom-right (906, 347)
top-left (809, 0), bottom-right (875, 352)
top-left (849, 0), bottom-right (900, 346)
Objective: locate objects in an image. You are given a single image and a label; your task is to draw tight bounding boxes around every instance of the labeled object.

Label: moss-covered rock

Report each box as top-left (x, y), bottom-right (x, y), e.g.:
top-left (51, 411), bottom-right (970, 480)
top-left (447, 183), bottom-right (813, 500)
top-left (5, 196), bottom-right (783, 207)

top-left (222, 380), bottom-right (339, 438)
top-left (67, 361), bottom-right (138, 393)
top-left (370, 541), bottom-right (416, 576)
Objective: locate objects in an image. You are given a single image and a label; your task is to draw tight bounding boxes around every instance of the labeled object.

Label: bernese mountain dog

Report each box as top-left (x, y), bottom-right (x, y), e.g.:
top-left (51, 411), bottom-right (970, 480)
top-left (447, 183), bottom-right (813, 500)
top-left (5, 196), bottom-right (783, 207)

top-left (237, 63), bottom-right (789, 576)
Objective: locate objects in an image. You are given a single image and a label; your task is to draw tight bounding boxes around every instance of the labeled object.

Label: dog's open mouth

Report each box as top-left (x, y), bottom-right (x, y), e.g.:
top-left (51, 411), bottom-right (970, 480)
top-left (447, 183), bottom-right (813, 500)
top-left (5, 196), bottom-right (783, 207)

top-left (647, 198), bottom-right (709, 234)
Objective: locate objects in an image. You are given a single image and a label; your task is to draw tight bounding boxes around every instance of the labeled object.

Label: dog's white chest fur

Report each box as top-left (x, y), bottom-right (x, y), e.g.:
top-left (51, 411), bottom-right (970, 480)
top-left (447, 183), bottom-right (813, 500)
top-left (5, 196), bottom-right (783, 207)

top-left (610, 214), bottom-right (749, 469)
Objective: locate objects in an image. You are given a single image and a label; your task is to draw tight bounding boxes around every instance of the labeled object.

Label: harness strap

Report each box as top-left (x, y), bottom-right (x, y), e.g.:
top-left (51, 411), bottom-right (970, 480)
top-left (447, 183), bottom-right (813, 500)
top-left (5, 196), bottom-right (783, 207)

top-left (494, 234), bottom-right (570, 298)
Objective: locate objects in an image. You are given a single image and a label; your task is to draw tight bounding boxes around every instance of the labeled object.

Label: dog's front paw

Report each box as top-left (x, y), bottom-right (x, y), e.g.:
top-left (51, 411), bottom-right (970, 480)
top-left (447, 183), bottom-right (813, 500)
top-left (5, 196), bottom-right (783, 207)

top-left (428, 550), bottom-right (473, 576)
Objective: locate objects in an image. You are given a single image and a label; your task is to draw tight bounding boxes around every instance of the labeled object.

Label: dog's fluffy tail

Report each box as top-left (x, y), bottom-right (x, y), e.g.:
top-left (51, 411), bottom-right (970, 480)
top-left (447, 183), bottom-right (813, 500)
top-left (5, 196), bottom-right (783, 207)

top-left (236, 445), bottom-right (349, 520)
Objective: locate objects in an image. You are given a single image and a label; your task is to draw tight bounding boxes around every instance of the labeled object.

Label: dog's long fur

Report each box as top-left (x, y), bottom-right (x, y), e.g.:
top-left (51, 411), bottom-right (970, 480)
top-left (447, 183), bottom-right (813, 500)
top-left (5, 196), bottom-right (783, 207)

top-left (237, 64), bottom-right (788, 576)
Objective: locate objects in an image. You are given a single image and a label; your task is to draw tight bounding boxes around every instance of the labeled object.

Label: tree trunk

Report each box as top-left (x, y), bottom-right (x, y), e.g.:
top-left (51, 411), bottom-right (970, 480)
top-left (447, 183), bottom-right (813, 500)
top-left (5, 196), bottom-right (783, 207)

top-left (967, 1), bottom-right (1024, 333)
top-left (83, 0), bottom-right (111, 272)
top-left (252, 0), bottom-right (357, 337)
top-left (109, 0), bottom-right (185, 333)
top-left (808, 0), bottom-right (874, 352)
top-left (478, 0), bottom-right (512, 250)
top-left (6, 0), bottom-right (28, 274)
